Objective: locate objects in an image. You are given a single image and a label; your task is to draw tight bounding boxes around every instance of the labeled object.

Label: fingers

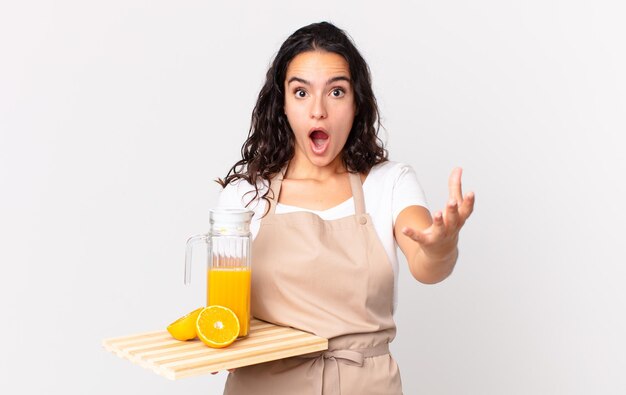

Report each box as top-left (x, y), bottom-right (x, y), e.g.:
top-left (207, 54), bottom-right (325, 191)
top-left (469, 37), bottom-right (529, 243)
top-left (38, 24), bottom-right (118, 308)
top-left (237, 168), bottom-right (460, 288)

top-left (403, 169), bottom-right (474, 249)
top-left (402, 210), bottom-right (446, 246)
top-left (458, 191), bottom-right (475, 220)
top-left (448, 167), bottom-right (464, 204)
top-left (445, 199), bottom-right (460, 228)
top-left (448, 167), bottom-right (475, 223)
top-left (402, 226), bottom-right (424, 244)
top-left (431, 211), bottom-right (446, 240)
top-left (211, 369), bottom-right (237, 375)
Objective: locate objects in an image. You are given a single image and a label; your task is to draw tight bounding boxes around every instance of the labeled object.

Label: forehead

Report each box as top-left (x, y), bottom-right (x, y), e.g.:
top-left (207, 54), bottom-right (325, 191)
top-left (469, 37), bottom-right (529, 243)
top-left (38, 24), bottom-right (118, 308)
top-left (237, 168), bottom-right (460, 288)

top-left (285, 51), bottom-right (351, 81)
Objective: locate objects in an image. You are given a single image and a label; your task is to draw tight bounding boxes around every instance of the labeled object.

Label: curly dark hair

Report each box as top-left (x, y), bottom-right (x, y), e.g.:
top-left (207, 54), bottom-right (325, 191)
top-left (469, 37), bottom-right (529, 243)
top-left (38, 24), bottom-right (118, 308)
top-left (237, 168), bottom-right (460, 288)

top-left (217, 21), bottom-right (387, 209)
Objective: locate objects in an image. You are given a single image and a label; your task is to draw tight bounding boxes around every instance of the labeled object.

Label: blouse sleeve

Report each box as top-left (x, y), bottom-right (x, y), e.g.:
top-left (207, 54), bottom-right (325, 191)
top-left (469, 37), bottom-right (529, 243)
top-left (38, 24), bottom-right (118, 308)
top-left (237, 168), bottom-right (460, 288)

top-left (391, 163), bottom-right (430, 226)
top-left (217, 182), bottom-right (245, 208)
top-left (216, 179), bottom-right (266, 239)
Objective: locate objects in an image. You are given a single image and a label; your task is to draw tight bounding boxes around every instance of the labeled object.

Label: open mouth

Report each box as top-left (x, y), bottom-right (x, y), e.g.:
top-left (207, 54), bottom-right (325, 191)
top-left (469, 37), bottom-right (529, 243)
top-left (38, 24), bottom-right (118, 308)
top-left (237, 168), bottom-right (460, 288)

top-left (309, 128), bottom-right (330, 155)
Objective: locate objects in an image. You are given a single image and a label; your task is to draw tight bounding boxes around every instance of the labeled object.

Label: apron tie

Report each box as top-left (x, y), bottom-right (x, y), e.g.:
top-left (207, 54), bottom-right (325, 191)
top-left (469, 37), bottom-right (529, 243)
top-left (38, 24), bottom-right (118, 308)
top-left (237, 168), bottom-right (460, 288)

top-left (300, 342), bottom-right (390, 395)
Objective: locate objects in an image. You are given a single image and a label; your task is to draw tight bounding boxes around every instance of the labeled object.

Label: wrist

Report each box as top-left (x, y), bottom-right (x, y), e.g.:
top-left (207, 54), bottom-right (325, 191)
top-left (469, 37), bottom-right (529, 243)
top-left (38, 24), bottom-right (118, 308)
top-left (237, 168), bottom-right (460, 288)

top-left (409, 246), bottom-right (458, 284)
top-left (421, 243), bottom-right (458, 265)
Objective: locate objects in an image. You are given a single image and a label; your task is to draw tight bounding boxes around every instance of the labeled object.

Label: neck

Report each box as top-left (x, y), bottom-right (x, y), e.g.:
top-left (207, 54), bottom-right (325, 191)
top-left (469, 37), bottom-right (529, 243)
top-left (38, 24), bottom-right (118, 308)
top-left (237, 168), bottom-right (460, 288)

top-left (285, 154), bottom-right (346, 181)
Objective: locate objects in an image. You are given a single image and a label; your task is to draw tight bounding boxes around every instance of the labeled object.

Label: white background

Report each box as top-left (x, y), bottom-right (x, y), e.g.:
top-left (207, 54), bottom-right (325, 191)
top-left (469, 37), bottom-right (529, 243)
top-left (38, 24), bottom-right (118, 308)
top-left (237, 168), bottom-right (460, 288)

top-left (1, 1), bottom-right (625, 394)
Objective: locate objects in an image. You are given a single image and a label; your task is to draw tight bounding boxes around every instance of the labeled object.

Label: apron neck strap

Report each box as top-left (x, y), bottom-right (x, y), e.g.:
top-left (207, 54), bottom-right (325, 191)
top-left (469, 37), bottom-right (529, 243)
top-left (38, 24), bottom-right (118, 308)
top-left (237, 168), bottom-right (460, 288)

top-left (267, 165), bottom-right (366, 216)
top-left (348, 172), bottom-right (366, 216)
top-left (268, 165), bottom-right (287, 215)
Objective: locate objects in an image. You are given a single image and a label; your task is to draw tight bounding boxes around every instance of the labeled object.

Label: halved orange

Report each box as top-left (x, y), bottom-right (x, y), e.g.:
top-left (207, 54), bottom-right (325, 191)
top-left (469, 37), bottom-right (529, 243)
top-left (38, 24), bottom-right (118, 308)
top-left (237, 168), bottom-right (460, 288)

top-left (196, 305), bottom-right (240, 348)
top-left (167, 307), bottom-right (203, 341)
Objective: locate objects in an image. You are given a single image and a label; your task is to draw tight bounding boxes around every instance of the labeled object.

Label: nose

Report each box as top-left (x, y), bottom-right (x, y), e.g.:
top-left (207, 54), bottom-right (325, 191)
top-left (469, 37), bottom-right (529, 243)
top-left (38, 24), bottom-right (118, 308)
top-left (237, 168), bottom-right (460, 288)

top-left (310, 96), bottom-right (327, 120)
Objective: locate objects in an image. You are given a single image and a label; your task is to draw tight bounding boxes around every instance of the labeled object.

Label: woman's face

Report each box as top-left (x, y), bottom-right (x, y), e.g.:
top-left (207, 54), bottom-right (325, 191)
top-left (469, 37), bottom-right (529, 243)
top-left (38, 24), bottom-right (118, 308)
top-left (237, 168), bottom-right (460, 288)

top-left (284, 50), bottom-right (356, 169)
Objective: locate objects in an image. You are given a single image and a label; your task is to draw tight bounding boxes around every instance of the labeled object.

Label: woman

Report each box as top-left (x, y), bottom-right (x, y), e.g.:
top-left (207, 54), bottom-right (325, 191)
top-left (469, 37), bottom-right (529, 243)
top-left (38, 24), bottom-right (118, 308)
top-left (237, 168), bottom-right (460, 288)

top-left (217, 21), bottom-right (474, 395)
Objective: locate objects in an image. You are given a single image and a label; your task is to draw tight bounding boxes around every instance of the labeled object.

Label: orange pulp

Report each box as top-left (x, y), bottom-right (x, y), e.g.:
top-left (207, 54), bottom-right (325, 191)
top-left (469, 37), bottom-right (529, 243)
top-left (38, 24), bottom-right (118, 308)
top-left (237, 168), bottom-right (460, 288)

top-left (207, 267), bottom-right (251, 337)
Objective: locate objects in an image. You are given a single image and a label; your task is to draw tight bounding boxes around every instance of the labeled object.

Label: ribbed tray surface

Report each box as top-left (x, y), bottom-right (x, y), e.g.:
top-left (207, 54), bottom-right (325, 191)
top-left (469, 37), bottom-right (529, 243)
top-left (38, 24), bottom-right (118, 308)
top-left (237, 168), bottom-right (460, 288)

top-left (103, 319), bottom-right (328, 380)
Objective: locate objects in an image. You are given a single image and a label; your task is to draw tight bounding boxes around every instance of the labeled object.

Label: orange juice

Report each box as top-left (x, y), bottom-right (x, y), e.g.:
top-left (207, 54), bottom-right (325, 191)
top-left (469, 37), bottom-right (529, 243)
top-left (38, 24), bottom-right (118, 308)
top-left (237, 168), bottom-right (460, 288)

top-left (207, 267), bottom-right (251, 337)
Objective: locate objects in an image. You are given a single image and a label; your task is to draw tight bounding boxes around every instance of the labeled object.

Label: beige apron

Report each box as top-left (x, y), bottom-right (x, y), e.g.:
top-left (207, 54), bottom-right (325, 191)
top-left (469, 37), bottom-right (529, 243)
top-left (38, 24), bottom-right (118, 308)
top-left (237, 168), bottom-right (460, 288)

top-left (223, 169), bottom-right (403, 395)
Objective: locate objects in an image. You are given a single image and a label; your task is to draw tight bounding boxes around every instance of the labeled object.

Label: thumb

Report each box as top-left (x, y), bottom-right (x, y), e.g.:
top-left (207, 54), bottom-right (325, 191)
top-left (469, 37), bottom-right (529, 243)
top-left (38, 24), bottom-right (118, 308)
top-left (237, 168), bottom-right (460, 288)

top-left (402, 227), bottom-right (424, 244)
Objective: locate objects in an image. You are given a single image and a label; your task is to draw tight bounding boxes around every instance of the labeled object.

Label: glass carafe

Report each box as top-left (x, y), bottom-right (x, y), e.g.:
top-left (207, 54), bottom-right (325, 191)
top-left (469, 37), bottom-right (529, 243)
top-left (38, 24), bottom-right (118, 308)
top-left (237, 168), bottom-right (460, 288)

top-left (185, 208), bottom-right (254, 337)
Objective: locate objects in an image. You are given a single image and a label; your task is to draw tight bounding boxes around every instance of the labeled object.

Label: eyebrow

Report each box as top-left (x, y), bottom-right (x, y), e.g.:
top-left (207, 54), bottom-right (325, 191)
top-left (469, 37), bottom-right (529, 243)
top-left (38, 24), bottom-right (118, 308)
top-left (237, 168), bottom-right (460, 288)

top-left (287, 76), bottom-right (351, 85)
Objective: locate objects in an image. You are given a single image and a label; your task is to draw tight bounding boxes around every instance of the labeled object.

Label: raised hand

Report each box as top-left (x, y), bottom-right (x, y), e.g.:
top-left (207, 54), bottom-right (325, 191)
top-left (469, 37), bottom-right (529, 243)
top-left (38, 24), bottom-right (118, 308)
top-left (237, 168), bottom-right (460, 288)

top-left (401, 167), bottom-right (475, 260)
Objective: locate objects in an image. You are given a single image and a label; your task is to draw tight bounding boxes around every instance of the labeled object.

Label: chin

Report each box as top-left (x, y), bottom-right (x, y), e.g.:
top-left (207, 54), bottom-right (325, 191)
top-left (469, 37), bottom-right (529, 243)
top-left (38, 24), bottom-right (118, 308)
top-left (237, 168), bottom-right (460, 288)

top-left (308, 158), bottom-right (331, 167)
top-left (309, 154), bottom-right (340, 168)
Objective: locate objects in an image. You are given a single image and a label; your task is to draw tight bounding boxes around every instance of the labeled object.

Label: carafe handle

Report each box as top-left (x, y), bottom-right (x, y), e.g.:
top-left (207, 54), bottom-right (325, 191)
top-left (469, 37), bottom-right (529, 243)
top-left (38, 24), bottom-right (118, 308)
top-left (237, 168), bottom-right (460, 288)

top-left (184, 233), bottom-right (210, 285)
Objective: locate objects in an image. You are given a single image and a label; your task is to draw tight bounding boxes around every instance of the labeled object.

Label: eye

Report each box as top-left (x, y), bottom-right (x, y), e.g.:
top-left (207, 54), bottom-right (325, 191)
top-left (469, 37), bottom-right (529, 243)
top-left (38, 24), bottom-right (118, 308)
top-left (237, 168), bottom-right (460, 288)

top-left (295, 89), bottom-right (307, 98)
top-left (331, 88), bottom-right (345, 98)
